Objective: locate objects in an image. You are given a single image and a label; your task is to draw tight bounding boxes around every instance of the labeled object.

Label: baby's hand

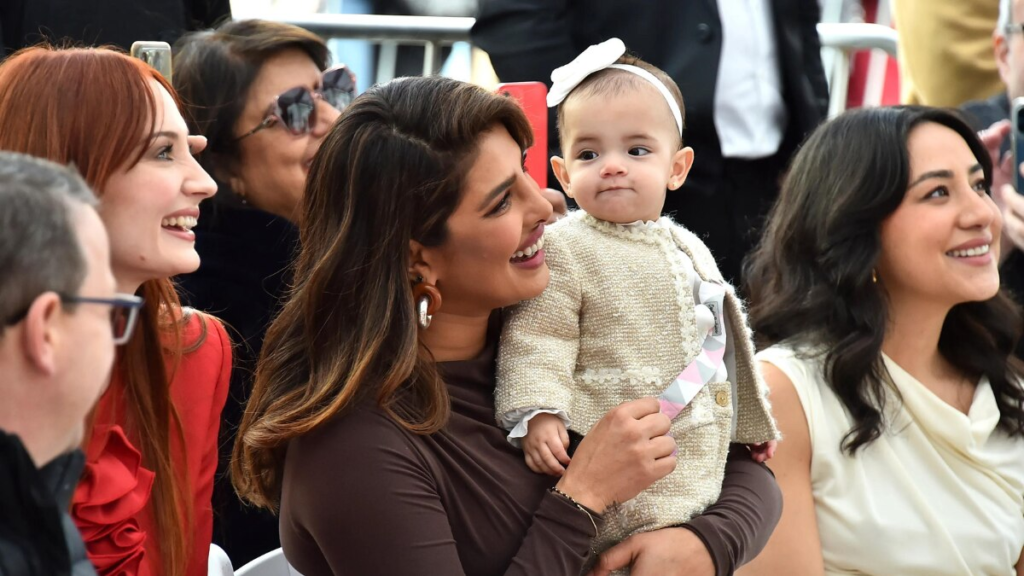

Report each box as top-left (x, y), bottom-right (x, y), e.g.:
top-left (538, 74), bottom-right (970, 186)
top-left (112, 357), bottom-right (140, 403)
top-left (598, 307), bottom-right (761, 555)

top-left (748, 440), bottom-right (777, 463)
top-left (522, 413), bottom-right (571, 476)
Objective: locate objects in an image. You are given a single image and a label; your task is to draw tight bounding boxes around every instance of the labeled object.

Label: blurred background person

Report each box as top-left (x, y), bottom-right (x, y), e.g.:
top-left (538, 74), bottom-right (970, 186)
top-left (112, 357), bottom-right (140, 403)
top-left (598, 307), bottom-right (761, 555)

top-left (962, 0), bottom-right (1024, 359)
top-left (0, 47), bottom-right (229, 576)
top-left (893, 0), bottom-right (1003, 107)
top-left (0, 152), bottom-right (123, 576)
top-left (472, 0), bottom-right (829, 284)
top-left (173, 18), bottom-right (348, 566)
top-left (961, 0), bottom-right (1023, 131)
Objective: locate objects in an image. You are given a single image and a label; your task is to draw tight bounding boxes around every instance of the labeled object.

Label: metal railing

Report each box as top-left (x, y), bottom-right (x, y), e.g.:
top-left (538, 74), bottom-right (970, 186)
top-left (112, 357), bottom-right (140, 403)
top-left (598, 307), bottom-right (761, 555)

top-left (817, 22), bottom-right (899, 117)
top-left (817, 22), bottom-right (898, 56)
top-left (279, 14), bottom-right (899, 115)
top-left (279, 14), bottom-right (472, 77)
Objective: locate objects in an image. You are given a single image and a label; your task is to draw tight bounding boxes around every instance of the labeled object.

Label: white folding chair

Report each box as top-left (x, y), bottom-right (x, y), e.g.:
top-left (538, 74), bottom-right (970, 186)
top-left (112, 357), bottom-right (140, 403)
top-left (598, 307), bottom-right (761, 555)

top-left (235, 548), bottom-right (305, 576)
top-left (208, 544), bottom-right (234, 576)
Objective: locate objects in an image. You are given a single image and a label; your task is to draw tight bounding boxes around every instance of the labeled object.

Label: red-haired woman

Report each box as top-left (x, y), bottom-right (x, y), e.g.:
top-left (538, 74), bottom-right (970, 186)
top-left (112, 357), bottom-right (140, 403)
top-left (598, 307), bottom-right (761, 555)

top-left (0, 47), bottom-right (229, 576)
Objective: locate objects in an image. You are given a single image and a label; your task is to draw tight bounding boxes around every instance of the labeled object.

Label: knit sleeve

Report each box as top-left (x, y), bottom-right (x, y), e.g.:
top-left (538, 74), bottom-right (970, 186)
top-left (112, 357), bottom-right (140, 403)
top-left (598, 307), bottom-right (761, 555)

top-left (495, 229), bottom-right (583, 426)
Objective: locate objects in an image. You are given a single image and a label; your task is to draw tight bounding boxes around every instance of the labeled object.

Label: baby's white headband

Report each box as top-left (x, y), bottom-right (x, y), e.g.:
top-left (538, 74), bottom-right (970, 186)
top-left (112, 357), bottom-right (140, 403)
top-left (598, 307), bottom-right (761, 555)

top-left (546, 37), bottom-right (683, 137)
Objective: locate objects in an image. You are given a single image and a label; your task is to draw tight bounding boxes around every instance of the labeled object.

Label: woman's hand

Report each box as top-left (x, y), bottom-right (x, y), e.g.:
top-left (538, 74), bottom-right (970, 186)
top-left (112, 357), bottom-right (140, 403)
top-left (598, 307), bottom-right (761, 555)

top-left (978, 120), bottom-right (1010, 169)
top-left (541, 188), bottom-right (568, 223)
top-left (555, 397), bottom-right (675, 513)
top-left (587, 528), bottom-right (714, 576)
top-left (978, 120), bottom-right (1024, 262)
top-left (1000, 185), bottom-right (1024, 254)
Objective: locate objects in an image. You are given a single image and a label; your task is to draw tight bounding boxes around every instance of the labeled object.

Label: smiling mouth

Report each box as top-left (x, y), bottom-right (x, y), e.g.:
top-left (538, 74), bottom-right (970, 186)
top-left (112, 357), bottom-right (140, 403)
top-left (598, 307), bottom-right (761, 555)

top-left (511, 235), bottom-right (545, 262)
top-left (161, 215), bottom-right (198, 233)
top-left (946, 244), bottom-right (990, 258)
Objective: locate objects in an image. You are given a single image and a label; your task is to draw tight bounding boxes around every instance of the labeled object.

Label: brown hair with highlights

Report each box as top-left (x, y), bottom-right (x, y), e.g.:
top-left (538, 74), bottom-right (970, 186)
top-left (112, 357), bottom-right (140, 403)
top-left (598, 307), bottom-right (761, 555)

top-left (232, 76), bottom-right (533, 510)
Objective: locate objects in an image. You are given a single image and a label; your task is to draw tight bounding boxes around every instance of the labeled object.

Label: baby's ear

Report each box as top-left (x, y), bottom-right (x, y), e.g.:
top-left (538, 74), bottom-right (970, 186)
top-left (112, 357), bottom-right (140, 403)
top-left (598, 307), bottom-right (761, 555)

top-left (668, 147), bottom-right (695, 191)
top-left (550, 156), bottom-right (573, 198)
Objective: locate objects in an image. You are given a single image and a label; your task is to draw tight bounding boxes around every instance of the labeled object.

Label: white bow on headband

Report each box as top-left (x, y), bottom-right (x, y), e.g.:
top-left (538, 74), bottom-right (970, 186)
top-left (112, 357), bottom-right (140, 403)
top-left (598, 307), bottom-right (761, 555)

top-left (546, 37), bottom-right (684, 137)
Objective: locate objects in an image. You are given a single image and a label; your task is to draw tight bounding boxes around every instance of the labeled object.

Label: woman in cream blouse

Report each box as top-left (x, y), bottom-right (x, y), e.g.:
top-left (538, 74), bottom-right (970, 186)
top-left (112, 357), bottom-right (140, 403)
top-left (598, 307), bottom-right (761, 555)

top-left (740, 106), bottom-right (1024, 575)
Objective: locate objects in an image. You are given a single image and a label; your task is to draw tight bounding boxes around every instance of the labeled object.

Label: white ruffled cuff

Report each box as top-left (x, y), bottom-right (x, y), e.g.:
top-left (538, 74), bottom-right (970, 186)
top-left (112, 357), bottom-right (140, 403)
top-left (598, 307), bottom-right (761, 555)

top-left (501, 408), bottom-right (571, 447)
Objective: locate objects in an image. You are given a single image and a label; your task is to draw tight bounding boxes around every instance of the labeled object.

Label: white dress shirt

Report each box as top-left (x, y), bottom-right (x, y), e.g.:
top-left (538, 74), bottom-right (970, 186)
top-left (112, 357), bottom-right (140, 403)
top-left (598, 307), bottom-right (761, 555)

top-left (714, 0), bottom-right (788, 159)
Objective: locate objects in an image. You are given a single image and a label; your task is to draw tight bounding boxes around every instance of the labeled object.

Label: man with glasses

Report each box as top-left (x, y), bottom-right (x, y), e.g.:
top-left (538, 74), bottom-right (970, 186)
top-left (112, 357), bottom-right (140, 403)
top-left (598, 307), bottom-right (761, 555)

top-left (963, 0), bottom-right (1024, 132)
top-left (0, 152), bottom-right (141, 575)
top-left (963, 0), bottom-right (1024, 360)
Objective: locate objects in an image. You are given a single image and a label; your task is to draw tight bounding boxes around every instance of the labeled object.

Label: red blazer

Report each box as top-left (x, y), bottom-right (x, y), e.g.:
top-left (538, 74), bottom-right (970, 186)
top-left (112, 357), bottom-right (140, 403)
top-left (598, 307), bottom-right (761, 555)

top-left (72, 311), bottom-right (232, 576)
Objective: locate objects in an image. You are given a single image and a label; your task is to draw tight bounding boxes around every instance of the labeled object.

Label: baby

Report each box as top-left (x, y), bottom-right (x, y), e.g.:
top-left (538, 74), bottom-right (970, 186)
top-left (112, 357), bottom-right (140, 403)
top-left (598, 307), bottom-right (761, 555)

top-left (495, 38), bottom-right (780, 562)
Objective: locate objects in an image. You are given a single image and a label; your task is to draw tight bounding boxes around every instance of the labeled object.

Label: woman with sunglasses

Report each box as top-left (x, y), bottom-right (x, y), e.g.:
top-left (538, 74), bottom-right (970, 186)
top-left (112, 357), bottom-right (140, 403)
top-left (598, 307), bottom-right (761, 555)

top-left (172, 19), bottom-right (351, 565)
top-left (0, 47), bottom-right (228, 576)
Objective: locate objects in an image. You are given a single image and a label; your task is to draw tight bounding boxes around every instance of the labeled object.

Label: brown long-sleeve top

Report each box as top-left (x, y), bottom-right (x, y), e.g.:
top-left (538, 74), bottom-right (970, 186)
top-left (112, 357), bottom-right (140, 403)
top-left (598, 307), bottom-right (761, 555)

top-left (279, 332), bottom-right (782, 576)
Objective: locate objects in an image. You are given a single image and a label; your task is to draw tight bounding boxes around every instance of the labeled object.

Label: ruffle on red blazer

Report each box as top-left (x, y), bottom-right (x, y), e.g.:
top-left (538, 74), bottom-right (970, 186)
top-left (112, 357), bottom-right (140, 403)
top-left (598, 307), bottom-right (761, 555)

top-left (72, 424), bottom-right (156, 576)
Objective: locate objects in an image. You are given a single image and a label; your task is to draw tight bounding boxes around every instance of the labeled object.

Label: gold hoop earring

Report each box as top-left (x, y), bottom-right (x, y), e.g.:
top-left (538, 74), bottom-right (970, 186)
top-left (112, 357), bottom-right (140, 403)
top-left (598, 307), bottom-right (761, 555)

top-left (413, 277), bottom-right (442, 329)
top-left (872, 269), bottom-right (878, 284)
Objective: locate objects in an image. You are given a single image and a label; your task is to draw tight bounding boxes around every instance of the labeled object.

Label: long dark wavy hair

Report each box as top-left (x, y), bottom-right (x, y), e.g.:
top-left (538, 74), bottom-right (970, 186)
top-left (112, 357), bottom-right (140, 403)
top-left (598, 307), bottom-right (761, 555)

top-left (231, 76), bottom-right (533, 510)
top-left (746, 106), bottom-right (1024, 454)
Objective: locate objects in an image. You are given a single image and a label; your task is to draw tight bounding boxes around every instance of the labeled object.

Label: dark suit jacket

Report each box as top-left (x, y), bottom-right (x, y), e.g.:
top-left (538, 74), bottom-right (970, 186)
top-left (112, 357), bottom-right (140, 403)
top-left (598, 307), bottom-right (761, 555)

top-left (472, 0), bottom-right (829, 209)
top-left (0, 0), bottom-right (230, 57)
top-left (0, 431), bottom-right (94, 576)
top-left (962, 92), bottom-right (1011, 133)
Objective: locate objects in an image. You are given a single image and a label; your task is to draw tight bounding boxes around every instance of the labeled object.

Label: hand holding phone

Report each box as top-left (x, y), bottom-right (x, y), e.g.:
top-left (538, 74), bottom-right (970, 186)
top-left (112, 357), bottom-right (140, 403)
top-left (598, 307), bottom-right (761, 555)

top-left (130, 41), bottom-right (172, 81)
top-left (497, 82), bottom-right (548, 189)
top-left (1011, 97), bottom-right (1024, 194)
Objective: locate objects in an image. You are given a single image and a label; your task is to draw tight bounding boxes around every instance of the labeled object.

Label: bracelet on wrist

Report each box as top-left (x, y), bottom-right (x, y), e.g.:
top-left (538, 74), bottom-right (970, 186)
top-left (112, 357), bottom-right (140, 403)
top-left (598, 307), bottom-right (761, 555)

top-left (549, 486), bottom-right (600, 537)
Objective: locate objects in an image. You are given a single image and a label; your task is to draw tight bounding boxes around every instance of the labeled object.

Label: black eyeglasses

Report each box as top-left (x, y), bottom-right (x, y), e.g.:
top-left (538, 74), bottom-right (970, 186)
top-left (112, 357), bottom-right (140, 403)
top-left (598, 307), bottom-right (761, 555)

top-left (62, 294), bottom-right (144, 345)
top-left (4, 292), bottom-right (144, 346)
top-left (236, 64), bottom-right (356, 140)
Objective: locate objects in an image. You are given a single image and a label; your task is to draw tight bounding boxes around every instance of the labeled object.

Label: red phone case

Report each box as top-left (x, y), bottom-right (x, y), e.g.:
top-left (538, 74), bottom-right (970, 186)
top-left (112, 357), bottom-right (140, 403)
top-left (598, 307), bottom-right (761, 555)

top-left (496, 82), bottom-right (548, 189)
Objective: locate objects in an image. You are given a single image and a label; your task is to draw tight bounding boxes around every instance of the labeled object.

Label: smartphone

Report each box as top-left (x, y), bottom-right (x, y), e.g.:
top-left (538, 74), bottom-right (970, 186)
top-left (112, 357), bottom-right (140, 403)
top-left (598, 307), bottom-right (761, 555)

top-left (497, 82), bottom-right (548, 189)
top-left (130, 41), bottom-right (173, 82)
top-left (1012, 97), bottom-right (1024, 194)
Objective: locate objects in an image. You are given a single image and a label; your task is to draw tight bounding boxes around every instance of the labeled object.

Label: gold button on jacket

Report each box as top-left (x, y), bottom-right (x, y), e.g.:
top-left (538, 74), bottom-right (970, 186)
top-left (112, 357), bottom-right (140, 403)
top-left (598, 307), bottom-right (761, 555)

top-left (716, 390), bottom-right (730, 407)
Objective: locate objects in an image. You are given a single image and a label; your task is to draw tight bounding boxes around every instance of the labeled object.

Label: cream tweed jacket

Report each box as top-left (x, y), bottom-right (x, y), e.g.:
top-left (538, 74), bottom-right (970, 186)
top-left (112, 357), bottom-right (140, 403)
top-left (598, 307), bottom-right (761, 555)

top-left (496, 211), bottom-right (779, 550)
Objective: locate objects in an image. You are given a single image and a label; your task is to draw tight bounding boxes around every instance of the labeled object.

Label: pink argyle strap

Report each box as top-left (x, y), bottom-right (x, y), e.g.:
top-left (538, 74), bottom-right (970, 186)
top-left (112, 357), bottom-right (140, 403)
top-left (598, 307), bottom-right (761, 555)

top-left (659, 281), bottom-right (726, 419)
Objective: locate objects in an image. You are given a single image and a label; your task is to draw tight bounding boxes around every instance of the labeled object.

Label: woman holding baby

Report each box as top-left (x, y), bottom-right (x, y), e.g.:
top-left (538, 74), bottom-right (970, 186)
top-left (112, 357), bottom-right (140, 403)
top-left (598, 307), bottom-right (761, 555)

top-left (230, 43), bottom-right (782, 575)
